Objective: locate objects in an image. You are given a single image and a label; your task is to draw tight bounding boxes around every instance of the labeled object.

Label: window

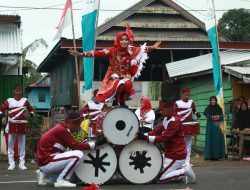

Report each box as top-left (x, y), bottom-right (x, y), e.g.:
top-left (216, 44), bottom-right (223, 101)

top-left (39, 91), bottom-right (46, 102)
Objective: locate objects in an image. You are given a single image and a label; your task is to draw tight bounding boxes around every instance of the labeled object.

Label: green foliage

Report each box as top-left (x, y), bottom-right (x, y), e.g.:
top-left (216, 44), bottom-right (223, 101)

top-left (26, 111), bottom-right (42, 128)
top-left (23, 38), bottom-right (48, 86)
top-left (218, 9), bottom-right (250, 41)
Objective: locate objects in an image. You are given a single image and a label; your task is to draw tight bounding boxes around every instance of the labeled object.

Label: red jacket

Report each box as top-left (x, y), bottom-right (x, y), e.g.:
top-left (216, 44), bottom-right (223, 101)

top-left (37, 123), bottom-right (96, 166)
top-left (146, 116), bottom-right (187, 160)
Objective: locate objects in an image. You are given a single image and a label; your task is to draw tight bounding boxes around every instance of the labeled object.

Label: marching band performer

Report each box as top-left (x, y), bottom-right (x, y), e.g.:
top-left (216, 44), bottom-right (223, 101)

top-left (80, 89), bottom-right (108, 137)
top-left (0, 84), bottom-right (34, 170)
top-left (36, 112), bottom-right (106, 188)
top-left (69, 24), bottom-right (161, 107)
top-left (173, 88), bottom-right (201, 164)
top-left (135, 98), bottom-right (155, 132)
top-left (138, 100), bottom-right (196, 183)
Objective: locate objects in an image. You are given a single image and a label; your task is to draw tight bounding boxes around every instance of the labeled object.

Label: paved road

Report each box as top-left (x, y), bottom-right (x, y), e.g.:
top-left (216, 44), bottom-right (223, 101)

top-left (0, 165), bottom-right (249, 190)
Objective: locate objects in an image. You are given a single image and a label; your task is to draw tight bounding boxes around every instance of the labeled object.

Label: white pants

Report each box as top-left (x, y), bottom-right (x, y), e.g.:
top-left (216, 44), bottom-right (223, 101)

top-left (185, 136), bottom-right (192, 163)
top-left (8, 134), bottom-right (25, 166)
top-left (40, 150), bottom-right (84, 182)
top-left (158, 157), bottom-right (185, 182)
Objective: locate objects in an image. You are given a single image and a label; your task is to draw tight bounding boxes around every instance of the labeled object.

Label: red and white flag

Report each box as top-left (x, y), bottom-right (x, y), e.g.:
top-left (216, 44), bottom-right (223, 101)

top-left (53, 0), bottom-right (72, 41)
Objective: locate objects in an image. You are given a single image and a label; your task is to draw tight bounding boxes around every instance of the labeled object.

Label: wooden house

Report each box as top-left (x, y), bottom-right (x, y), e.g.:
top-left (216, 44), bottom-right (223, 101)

top-left (26, 74), bottom-right (51, 115)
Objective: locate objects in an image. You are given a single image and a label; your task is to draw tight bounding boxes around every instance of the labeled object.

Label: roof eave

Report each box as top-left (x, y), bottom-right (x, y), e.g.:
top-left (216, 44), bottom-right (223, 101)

top-left (37, 41), bottom-right (61, 72)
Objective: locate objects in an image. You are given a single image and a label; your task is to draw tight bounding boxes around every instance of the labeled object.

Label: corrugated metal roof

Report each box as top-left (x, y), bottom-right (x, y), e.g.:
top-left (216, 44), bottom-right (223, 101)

top-left (224, 66), bottom-right (250, 75)
top-left (0, 23), bottom-right (22, 54)
top-left (166, 50), bottom-right (250, 79)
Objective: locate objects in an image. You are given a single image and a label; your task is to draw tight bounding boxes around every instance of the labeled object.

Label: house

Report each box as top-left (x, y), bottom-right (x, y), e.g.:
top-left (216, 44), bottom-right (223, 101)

top-left (0, 15), bottom-right (22, 75)
top-left (37, 0), bottom-right (250, 120)
top-left (26, 74), bottom-right (51, 115)
top-left (166, 49), bottom-right (250, 150)
top-left (0, 14), bottom-right (24, 105)
top-left (0, 15), bottom-right (24, 155)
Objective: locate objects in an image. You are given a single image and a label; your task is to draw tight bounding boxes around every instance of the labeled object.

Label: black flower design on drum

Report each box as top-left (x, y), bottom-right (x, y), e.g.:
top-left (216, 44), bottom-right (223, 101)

top-left (84, 149), bottom-right (110, 177)
top-left (129, 151), bottom-right (151, 173)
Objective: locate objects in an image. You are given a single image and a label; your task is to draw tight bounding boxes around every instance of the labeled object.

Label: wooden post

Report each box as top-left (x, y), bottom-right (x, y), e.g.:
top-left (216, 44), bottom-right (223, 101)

top-left (69, 0), bottom-right (81, 110)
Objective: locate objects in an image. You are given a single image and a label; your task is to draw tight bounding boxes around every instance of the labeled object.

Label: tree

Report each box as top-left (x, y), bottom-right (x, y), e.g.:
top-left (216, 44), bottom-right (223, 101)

top-left (218, 9), bottom-right (250, 42)
top-left (23, 38), bottom-right (48, 86)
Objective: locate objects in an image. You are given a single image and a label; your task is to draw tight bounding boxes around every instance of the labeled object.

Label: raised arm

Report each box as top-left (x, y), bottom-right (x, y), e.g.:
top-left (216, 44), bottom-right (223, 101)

top-left (146, 41), bottom-right (161, 52)
top-left (69, 48), bottom-right (111, 58)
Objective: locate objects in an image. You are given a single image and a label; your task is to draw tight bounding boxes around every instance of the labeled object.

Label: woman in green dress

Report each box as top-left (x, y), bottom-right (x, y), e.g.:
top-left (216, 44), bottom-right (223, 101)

top-left (203, 96), bottom-right (225, 160)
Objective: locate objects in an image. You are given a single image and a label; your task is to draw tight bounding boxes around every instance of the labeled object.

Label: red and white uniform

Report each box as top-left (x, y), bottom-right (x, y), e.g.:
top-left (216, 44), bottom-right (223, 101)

top-left (80, 101), bottom-right (106, 136)
top-left (37, 123), bottom-right (96, 181)
top-left (145, 116), bottom-right (187, 182)
top-left (174, 99), bottom-right (197, 164)
top-left (0, 97), bottom-right (34, 167)
top-left (0, 98), bottom-right (34, 130)
top-left (174, 100), bottom-right (196, 123)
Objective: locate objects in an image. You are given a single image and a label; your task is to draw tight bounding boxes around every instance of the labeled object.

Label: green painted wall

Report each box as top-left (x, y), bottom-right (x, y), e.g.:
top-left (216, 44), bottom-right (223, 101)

top-left (180, 74), bottom-right (233, 151)
top-left (0, 75), bottom-right (24, 105)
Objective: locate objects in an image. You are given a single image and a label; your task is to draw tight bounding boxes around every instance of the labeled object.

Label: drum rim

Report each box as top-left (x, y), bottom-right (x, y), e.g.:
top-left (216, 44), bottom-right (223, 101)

top-left (101, 107), bottom-right (140, 145)
top-left (75, 143), bottom-right (118, 185)
top-left (118, 140), bottom-right (163, 184)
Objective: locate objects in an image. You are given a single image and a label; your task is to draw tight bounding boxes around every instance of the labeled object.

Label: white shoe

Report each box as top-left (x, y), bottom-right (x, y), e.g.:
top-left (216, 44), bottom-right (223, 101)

top-left (36, 170), bottom-right (47, 186)
top-left (8, 164), bottom-right (15, 171)
top-left (183, 163), bottom-right (196, 183)
top-left (54, 180), bottom-right (76, 188)
top-left (18, 164), bottom-right (27, 170)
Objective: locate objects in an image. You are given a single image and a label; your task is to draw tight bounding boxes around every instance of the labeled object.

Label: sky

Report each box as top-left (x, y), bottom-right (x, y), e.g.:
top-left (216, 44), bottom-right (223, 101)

top-left (1, 0), bottom-right (250, 66)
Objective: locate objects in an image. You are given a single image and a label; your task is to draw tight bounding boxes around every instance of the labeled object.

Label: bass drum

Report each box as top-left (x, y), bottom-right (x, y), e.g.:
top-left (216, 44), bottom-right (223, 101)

top-left (119, 140), bottom-right (163, 184)
top-left (97, 107), bottom-right (139, 145)
top-left (75, 143), bottom-right (117, 185)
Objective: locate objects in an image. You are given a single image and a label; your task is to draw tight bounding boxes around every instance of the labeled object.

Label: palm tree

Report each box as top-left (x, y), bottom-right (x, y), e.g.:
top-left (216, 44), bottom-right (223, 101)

top-left (23, 38), bottom-right (48, 86)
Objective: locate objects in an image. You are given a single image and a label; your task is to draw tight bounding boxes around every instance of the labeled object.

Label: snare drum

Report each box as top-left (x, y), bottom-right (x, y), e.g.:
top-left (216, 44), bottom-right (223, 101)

top-left (75, 143), bottom-right (117, 185)
top-left (181, 121), bottom-right (200, 136)
top-left (97, 107), bottom-right (139, 145)
top-left (9, 120), bottom-right (28, 134)
top-left (119, 140), bottom-right (163, 184)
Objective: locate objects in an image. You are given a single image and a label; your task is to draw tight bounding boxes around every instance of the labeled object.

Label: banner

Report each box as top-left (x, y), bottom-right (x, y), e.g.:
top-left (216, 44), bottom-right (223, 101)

top-left (205, 0), bottom-right (226, 133)
top-left (82, 0), bottom-right (100, 102)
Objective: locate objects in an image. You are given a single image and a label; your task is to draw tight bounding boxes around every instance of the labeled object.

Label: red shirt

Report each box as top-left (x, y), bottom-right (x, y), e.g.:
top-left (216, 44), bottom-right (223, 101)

top-left (146, 116), bottom-right (187, 160)
top-left (37, 123), bottom-right (95, 166)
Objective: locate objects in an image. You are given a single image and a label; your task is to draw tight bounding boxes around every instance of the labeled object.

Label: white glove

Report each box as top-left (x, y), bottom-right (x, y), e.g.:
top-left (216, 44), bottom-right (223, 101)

top-left (111, 73), bottom-right (119, 79)
top-left (82, 113), bottom-right (89, 119)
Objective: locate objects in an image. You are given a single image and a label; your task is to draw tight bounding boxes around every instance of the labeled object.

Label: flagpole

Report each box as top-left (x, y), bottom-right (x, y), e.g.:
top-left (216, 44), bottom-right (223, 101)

top-left (69, 0), bottom-right (81, 110)
top-left (92, 0), bottom-right (100, 92)
top-left (211, 0), bottom-right (228, 156)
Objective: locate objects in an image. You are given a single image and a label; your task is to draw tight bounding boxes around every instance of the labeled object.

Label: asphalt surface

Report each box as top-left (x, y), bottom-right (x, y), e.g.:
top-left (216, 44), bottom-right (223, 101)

top-left (0, 159), bottom-right (249, 190)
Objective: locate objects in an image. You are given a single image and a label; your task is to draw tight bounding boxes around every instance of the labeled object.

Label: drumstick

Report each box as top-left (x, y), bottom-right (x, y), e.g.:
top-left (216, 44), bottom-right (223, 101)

top-left (127, 126), bottom-right (133, 137)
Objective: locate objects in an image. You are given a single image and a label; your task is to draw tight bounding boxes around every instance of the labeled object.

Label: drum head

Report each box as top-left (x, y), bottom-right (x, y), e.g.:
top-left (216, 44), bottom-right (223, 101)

top-left (119, 140), bottom-right (162, 184)
top-left (102, 107), bottom-right (139, 145)
top-left (75, 143), bottom-right (117, 185)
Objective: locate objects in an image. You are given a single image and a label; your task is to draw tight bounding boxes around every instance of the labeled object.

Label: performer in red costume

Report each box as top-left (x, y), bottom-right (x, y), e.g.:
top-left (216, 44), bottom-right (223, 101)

top-left (69, 24), bottom-right (161, 106)
top-left (36, 112), bottom-right (106, 188)
top-left (80, 89), bottom-right (108, 137)
top-left (138, 100), bottom-right (196, 183)
top-left (0, 84), bottom-right (34, 170)
top-left (173, 88), bottom-right (201, 164)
